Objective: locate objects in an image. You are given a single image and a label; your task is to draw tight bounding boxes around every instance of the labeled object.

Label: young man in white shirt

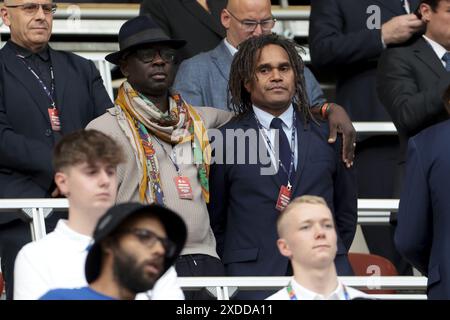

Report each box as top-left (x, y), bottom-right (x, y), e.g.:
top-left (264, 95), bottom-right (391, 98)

top-left (13, 129), bottom-right (184, 300)
top-left (267, 195), bottom-right (367, 300)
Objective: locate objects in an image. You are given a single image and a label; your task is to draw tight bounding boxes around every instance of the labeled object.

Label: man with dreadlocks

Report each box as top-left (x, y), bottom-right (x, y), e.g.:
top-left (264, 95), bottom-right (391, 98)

top-left (87, 16), bottom-right (232, 300)
top-left (208, 34), bottom-right (357, 300)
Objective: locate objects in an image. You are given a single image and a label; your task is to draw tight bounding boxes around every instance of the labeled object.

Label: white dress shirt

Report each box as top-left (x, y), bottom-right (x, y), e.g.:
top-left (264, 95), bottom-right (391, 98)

top-left (252, 104), bottom-right (298, 171)
top-left (266, 277), bottom-right (369, 300)
top-left (423, 35), bottom-right (448, 68)
top-left (224, 38), bottom-right (238, 56)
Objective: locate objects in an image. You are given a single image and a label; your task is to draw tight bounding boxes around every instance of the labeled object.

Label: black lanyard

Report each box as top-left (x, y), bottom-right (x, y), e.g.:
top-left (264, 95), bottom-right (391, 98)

top-left (253, 110), bottom-right (296, 186)
top-left (16, 54), bottom-right (56, 108)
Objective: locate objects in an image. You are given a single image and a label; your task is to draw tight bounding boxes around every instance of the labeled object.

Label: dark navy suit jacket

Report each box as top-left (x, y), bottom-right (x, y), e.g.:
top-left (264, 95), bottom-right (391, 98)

top-left (395, 119), bottom-right (450, 299)
top-left (0, 41), bottom-right (111, 223)
top-left (309, 0), bottom-right (420, 122)
top-left (208, 109), bottom-right (357, 298)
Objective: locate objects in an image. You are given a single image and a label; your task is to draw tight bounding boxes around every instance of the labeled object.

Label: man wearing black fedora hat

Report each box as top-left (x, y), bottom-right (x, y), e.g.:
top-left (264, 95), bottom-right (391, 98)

top-left (40, 202), bottom-right (187, 300)
top-left (87, 15), bottom-right (232, 299)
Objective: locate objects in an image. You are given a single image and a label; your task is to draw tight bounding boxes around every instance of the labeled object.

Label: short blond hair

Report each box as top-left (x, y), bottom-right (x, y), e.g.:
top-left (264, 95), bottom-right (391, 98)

top-left (277, 195), bottom-right (329, 236)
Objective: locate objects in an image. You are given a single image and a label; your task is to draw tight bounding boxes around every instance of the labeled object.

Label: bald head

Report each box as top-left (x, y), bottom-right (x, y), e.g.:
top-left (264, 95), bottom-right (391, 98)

top-left (221, 0), bottom-right (273, 48)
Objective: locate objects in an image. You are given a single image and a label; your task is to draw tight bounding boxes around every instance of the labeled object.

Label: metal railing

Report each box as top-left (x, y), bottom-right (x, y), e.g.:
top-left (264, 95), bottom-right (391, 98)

top-left (176, 276), bottom-right (427, 300)
top-left (0, 198), bottom-right (397, 241)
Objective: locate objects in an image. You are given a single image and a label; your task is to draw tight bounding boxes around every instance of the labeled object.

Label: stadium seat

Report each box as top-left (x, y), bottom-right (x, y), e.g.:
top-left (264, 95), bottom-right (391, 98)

top-left (348, 252), bottom-right (399, 294)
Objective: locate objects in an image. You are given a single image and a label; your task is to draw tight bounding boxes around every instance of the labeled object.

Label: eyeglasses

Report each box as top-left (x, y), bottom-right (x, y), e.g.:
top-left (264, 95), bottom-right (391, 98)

top-left (121, 228), bottom-right (176, 258)
top-left (5, 3), bottom-right (57, 15)
top-left (129, 48), bottom-right (177, 64)
top-left (226, 9), bottom-right (276, 32)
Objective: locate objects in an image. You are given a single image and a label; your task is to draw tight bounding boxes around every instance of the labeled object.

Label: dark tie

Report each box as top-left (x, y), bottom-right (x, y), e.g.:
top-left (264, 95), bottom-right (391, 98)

top-left (270, 117), bottom-right (292, 177)
top-left (442, 52), bottom-right (450, 72)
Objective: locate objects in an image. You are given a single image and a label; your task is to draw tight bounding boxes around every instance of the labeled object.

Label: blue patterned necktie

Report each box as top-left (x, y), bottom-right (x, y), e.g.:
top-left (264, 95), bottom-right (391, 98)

top-left (270, 117), bottom-right (292, 177)
top-left (442, 52), bottom-right (450, 72)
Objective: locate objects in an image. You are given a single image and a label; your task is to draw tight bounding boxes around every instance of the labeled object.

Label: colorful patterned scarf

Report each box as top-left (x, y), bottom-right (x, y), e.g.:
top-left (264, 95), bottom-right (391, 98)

top-left (115, 81), bottom-right (211, 204)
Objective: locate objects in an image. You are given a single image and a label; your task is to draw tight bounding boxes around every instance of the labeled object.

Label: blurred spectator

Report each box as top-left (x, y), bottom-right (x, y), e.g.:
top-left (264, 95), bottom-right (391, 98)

top-left (0, 0), bottom-right (112, 299)
top-left (209, 34), bottom-right (357, 300)
top-left (14, 130), bottom-right (183, 300)
top-left (87, 16), bottom-right (232, 299)
top-left (267, 196), bottom-right (367, 300)
top-left (395, 85), bottom-right (450, 299)
top-left (309, 0), bottom-right (423, 275)
top-left (140, 0), bottom-right (227, 62)
top-left (40, 202), bottom-right (187, 300)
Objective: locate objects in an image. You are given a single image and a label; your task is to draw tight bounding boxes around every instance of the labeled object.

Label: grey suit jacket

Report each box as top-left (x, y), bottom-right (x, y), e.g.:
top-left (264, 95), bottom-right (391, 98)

top-left (173, 40), bottom-right (326, 110)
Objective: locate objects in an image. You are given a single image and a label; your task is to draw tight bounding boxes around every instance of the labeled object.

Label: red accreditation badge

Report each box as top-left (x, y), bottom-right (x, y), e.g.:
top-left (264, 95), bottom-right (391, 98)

top-left (276, 185), bottom-right (292, 211)
top-left (174, 176), bottom-right (193, 200)
top-left (47, 107), bottom-right (61, 132)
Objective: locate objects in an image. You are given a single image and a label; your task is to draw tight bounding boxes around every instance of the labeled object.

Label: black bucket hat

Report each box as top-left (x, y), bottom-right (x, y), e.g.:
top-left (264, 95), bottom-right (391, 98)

top-left (85, 202), bottom-right (187, 284)
top-left (105, 15), bottom-right (186, 65)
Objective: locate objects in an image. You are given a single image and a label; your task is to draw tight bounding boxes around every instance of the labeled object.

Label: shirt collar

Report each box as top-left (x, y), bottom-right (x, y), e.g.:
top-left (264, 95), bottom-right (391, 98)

top-left (252, 104), bottom-right (294, 130)
top-left (8, 40), bottom-right (50, 61)
top-left (422, 35), bottom-right (448, 62)
top-left (54, 220), bottom-right (93, 252)
top-left (290, 277), bottom-right (346, 300)
top-left (224, 38), bottom-right (238, 56)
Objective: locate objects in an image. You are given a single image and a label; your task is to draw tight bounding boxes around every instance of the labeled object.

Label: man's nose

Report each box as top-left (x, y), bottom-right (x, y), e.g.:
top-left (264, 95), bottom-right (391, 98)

top-left (98, 170), bottom-right (111, 186)
top-left (152, 51), bottom-right (166, 65)
top-left (271, 68), bottom-right (283, 81)
top-left (314, 225), bottom-right (326, 239)
top-left (252, 23), bottom-right (263, 36)
top-left (34, 5), bottom-right (46, 20)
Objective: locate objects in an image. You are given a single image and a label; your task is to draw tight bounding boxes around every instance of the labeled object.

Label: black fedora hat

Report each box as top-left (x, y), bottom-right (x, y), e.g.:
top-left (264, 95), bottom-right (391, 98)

top-left (105, 15), bottom-right (186, 65)
top-left (85, 202), bottom-right (187, 284)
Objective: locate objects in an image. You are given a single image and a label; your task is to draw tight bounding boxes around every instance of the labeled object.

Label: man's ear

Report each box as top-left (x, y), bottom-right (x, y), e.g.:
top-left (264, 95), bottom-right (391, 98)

top-left (420, 3), bottom-right (432, 23)
top-left (54, 171), bottom-right (69, 197)
top-left (119, 60), bottom-right (129, 78)
top-left (277, 238), bottom-right (293, 258)
top-left (244, 79), bottom-right (252, 94)
top-left (221, 9), bottom-right (231, 29)
top-left (0, 7), bottom-right (12, 27)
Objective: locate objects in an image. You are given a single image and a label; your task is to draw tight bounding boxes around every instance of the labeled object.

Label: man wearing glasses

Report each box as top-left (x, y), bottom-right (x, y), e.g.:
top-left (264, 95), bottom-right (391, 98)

top-left (87, 16), bottom-right (232, 300)
top-left (174, 0), bottom-right (356, 168)
top-left (40, 202), bottom-right (187, 300)
top-left (0, 0), bottom-right (112, 299)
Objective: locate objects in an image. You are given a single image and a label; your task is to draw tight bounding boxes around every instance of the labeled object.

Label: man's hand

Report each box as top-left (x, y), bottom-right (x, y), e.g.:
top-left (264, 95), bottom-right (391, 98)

top-left (314, 103), bottom-right (356, 168)
top-left (381, 14), bottom-right (424, 45)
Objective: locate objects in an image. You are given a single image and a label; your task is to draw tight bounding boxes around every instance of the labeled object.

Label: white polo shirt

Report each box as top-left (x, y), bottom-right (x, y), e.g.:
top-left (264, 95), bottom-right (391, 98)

top-left (14, 220), bottom-right (183, 300)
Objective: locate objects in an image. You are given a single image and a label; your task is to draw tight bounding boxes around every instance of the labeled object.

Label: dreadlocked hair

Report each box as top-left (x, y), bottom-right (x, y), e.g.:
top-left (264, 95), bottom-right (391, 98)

top-left (227, 33), bottom-right (312, 122)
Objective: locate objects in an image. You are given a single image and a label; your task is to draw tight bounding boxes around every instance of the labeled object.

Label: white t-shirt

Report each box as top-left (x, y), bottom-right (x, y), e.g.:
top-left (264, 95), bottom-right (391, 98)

top-left (14, 220), bottom-right (184, 300)
top-left (266, 277), bottom-right (369, 300)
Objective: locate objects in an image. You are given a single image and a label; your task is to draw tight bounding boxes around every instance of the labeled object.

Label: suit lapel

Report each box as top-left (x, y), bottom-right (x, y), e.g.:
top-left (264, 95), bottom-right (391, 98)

top-left (413, 37), bottom-right (448, 78)
top-left (180, 0), bottom-right (225, 38)
top-left (211, 41), bottom-right (233, 82)
top-left (49, 48), bottom-right (67, 112)
top-left (3, 42), bottom-right (51, 122)
top-left (291, 111), bottom-right (311, 195)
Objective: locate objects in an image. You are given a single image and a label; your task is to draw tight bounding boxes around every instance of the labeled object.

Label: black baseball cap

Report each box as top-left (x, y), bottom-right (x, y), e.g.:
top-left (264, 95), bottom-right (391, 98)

top-left (85, 202), bottom-right (187, 283)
